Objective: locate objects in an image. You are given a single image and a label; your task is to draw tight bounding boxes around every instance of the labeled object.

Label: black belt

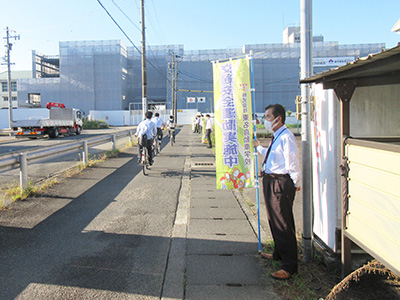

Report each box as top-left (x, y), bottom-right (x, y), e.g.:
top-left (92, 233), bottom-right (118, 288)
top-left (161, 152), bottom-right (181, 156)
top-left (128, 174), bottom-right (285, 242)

top-left (264, 173), bottom-right (289, 179)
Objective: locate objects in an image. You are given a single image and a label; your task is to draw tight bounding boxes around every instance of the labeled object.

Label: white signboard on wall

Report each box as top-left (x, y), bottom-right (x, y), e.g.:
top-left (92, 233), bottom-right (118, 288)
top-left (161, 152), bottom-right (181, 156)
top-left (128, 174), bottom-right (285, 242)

top-left (311, 84), bottom-right (341, 251)
top-left (313, 57), bottom-right (355, 67)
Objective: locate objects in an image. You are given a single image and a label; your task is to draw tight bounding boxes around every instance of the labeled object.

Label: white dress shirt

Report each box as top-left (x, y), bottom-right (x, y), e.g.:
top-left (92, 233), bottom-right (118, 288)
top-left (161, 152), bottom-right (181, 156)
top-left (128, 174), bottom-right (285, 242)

top-left (152, 116), bottom-right (164, 128)
top-left (257, 125), bottom-right (301, 187)
top-left (206, 118), bottom-right (213, 130)
top-left (136, 119), bottom-right (157, 140)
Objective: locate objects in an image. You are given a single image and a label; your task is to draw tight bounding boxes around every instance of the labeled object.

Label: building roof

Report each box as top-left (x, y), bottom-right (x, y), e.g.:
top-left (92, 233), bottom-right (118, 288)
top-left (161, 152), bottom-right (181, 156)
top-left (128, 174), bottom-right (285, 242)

top-left (0, 70), bottom-right (32, 80)
top-left (392, 19), bottom-right (400, 32)
top-left (300, 44), bottom-right (400, 86)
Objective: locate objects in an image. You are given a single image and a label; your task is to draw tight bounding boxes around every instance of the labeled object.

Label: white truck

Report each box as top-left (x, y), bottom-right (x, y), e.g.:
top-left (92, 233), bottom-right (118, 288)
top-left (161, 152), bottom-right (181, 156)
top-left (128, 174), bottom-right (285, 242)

top-left (12, 102), bottom-right (83, 138)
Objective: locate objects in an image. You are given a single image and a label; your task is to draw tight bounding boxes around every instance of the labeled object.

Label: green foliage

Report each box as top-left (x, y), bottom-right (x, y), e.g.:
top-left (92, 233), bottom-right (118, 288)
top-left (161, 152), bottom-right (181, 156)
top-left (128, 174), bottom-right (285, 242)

top-left (82, 118), bottom-right (109, 129)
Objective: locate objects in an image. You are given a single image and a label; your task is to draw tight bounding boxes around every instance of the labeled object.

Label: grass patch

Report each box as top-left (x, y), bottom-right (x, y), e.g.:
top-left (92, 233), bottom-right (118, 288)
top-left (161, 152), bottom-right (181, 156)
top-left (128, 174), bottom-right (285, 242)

top-left (1, 178), bottom-right (59, 209)
top-left (261, 237), bottom-right (318, 300)
top-left (82, 118), bottom-right (109, 129)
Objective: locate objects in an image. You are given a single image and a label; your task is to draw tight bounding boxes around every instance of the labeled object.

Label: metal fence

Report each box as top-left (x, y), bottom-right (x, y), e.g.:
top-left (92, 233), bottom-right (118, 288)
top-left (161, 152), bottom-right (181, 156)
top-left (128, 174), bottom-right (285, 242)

top-left (0, 129), bottom-right (135, 190)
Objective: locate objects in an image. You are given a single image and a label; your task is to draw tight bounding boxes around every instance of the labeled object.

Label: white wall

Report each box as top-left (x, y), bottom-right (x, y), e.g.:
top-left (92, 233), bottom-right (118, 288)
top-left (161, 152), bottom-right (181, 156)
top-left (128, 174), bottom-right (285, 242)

top-left (350, 84), bottom-right (400, 137)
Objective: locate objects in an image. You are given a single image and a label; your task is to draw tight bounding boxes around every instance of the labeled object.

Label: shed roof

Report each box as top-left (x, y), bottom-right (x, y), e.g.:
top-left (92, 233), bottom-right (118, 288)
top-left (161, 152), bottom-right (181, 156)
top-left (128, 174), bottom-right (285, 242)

top-left (300, 44), bottom-right (400, 85)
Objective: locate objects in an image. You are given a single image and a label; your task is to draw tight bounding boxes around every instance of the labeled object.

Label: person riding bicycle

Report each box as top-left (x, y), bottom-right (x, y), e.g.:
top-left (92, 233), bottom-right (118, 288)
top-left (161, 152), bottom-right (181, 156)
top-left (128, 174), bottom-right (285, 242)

top-left (135, 111), bottom-right (157, 165)
top-left (151, 112), bottom-right (165, 146)
top-left (166, 115), bottom-right (176, 140)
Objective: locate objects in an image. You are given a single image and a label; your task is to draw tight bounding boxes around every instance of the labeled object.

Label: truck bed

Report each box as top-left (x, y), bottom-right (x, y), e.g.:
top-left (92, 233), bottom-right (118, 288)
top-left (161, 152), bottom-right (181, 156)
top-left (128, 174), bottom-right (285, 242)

top-left (12, 119), bottom-right (74, 128)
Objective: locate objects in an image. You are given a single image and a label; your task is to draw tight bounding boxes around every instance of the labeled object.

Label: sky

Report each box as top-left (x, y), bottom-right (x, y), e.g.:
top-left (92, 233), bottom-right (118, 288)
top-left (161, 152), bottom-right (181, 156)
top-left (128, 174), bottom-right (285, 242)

top-left (1, 0), bottom-right (399, 72)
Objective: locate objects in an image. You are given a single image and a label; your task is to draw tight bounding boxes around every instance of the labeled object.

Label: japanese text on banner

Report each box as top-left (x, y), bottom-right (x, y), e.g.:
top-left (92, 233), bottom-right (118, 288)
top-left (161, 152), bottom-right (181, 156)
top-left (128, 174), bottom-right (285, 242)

top-left (213, 58), bottom-right (254, 190)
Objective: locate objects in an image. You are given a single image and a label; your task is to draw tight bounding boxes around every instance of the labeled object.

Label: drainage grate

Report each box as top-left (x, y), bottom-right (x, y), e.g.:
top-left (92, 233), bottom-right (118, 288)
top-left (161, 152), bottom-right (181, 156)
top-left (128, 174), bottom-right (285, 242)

top-left (193, 162), bottom-right (214, 166)
top-left (194, 162), bottom-right (214, 166)
top-left (226, 283), bottom-right (242, 287)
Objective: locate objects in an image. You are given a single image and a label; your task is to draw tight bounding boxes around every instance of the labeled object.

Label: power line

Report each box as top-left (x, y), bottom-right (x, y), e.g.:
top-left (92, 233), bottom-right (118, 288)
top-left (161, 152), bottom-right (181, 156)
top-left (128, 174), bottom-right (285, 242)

top-left (178, 70), bottom-right (213, 83)
top-left (109, 0), bottom-right (165, 77)
top-left (96, 0), bottom-right (171, 84)
top-left (96, 0), bottom-right (141, 53)
top-left (110, 0), bottom-right (141, 32)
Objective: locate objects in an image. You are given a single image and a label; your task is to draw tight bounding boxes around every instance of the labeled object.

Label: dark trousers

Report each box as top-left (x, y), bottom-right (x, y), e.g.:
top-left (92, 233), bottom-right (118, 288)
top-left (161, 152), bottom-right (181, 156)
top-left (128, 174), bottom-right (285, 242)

top-left (156, 128), bottom-right (163, 141)
top-left (262, 174), bottom-right (298, 274)
top-left (206, 129), bottom-right (212, 147)
top-left (138, 139), bottom-right (153, 162)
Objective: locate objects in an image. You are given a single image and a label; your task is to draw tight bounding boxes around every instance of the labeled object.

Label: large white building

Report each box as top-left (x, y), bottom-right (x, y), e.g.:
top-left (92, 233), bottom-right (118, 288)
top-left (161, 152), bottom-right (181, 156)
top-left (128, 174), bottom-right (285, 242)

top-left (13, 27), bottom-right (385, 114)
top-left (0, 70), bottom-right (31, 109)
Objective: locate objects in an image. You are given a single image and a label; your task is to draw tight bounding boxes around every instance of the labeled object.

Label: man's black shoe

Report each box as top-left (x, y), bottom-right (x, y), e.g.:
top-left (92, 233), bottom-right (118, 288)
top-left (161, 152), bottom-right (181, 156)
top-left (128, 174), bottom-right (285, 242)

top-left (149, 160), bottom-right (154, 166)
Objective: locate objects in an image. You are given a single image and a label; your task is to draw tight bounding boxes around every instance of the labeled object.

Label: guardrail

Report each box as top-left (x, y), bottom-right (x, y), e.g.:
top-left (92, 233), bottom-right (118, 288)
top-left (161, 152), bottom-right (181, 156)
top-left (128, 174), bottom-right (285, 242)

top-left (0, 129), bottom-right (135, 189)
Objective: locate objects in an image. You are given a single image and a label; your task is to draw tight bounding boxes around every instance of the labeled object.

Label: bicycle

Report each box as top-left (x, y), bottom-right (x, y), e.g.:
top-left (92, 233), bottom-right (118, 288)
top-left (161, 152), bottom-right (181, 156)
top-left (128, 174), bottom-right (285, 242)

top-left (138, 136), bottom-right (151, 175)
top-left (153, 137), bottom-right (160, 156)
top-left (168, 128), bottom-right (175, 146)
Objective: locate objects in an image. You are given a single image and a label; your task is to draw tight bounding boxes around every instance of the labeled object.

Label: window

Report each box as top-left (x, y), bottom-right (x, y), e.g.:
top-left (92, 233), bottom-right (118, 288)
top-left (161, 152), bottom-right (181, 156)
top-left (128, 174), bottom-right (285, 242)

top-left (1, 82), bottom-right (16, 92)
top-left (28, 93), bottom-right (41, 106)
top-left (2, 96), bottom-right (17, 102)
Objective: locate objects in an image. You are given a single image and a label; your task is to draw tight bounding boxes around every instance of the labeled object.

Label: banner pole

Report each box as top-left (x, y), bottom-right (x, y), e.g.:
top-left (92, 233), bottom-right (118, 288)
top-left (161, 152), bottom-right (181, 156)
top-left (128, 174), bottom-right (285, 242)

top-left (249, 51), bottom-right (262, 253)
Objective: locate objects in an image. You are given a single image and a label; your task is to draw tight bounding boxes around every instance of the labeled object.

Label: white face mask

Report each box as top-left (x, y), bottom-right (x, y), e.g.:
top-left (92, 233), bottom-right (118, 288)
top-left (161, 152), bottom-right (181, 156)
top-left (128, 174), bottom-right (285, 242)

top-left (264, 117), bottom-right (278, 130)
top-left (264, 119), bottom-right (272, 130)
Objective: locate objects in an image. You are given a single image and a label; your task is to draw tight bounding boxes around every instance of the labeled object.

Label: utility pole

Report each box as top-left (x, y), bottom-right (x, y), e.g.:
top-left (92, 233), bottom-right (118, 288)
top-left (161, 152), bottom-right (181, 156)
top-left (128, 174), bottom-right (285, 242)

top-left (140, 0), bottom-right (147, 117)
top-left (3, 27), bottom-right (19, 130)
top-left (169, 51), bottom-right (179, 123)
top-left (300, 0), bottom-right (313, 263)
top-left (170, 52), bottom-right (175, 119)
top-left (174, 58), bottom-right (178, 123)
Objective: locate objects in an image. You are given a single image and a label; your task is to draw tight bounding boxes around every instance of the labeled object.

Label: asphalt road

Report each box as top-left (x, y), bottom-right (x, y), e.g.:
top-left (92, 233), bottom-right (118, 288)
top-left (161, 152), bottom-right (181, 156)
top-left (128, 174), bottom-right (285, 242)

top-left (0, 128), bottom-right (186, 300)
top-left (0, 127), bottom-right (137, 190)
top-left (0, 127), bottom-right (136, 156)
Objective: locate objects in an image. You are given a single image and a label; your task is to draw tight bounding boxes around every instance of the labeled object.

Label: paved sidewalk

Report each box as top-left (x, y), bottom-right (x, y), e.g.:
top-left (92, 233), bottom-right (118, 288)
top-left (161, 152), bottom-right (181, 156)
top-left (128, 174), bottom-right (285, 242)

top-left (180, 129), bottom-right (278, 299)
top-left (0, 125), bottom-right (279, 300)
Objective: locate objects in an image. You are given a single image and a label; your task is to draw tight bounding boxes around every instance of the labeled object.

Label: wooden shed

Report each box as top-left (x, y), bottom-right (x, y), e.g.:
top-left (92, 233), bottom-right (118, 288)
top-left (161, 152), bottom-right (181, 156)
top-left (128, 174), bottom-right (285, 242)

top-left (301, 44), bottom-right (400, 277)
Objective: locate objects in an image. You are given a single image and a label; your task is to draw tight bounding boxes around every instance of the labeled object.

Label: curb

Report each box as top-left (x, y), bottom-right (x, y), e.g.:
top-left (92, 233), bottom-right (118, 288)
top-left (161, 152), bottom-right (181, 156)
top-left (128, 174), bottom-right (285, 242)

top-left (232, 189), bottom-right (270, 249)
top-left (161, 155), bottom-right (191, 300)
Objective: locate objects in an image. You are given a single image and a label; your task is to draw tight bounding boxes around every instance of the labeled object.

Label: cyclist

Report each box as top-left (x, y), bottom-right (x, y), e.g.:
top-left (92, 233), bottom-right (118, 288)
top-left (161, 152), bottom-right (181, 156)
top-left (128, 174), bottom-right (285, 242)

top-left (166, 115), bottom-right (176, 141)
top-left (135, 111), bottom-right (157, 165)
top-left (151, 112), bottom-right (165, 146)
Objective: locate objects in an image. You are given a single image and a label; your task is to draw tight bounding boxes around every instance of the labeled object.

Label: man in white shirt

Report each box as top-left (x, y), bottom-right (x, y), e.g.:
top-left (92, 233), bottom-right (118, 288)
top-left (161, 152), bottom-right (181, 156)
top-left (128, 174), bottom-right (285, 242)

top-left (135, 111), bottom-right (157, 165)
top-left (255, 104), bottom-right (301, 280)
top-left (195, 115), bottom-right (202, 133)
top-left (152, 112), bottom-right (165, 146)
top-left (166, 115), bottom-right (176, 141)
top-left (205, 114), bottom-right (213, 148)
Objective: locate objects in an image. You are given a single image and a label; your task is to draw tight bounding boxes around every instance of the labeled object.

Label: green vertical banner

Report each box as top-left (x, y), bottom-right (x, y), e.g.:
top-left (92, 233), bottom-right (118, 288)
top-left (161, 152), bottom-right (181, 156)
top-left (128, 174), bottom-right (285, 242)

top-left (213, 58), bottom-right (254, 190)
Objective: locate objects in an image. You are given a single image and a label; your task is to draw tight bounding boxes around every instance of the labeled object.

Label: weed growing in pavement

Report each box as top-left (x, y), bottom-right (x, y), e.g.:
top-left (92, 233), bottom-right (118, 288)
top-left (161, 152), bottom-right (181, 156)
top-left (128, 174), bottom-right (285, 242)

top-left (1, 178), bottom-right (59, 209)
top-left (261, 237), bottom-right (318, 300)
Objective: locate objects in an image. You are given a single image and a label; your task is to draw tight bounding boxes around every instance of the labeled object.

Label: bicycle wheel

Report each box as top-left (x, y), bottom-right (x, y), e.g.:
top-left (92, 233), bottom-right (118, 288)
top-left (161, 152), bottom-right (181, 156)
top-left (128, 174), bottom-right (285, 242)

top-left (142, 148), bottom-right (147, 175)
top-left (153, 140), bottom-right (158, 156)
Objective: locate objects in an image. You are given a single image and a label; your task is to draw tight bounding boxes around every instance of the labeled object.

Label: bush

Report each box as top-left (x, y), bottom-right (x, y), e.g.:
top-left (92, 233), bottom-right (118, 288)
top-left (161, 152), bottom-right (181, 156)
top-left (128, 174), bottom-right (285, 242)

top-left (82, 118), bottom-right (109, 129)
